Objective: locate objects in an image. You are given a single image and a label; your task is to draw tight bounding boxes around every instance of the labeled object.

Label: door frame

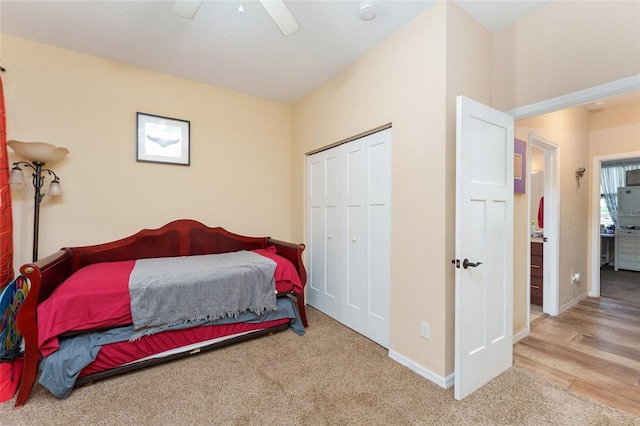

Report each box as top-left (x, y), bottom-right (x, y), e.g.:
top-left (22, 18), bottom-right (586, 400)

top-left (589, 151), bottom-right (640, 296)
top-left (527, 134), bottom-right (560, 317)
top-left (509, 74), bottom-right (640, 321)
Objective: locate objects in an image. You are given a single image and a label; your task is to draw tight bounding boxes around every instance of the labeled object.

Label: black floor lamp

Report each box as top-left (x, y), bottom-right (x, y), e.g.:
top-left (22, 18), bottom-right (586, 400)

top-left (7, 140), bottom-right (69, 262)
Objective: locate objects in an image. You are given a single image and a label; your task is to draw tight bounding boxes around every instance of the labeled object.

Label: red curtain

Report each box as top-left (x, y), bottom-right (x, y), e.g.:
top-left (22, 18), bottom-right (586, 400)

top-left (0, 75), bottom-right (14, 289)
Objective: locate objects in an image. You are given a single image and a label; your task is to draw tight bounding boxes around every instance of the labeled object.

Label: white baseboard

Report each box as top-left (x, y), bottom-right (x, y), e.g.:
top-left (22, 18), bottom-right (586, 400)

top-left (513, 327), bottom-right (529, 343)
top-left (387, 291), bottom-right (589, 391)
top-left (559, 291), bottom-right (589, 314)
top-left (388, 350), bottom-right (454, 389)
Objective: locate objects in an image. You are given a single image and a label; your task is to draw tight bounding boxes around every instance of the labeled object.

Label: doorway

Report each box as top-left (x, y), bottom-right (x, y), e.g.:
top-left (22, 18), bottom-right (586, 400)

top-left (527, 134), bottom-right (560, 322)
top-left (509, 75), bottom-right (639, 330)
top-left (590, 153), bottom-right (640, 300)
top-left (529, 145), bottom-right (545, 322)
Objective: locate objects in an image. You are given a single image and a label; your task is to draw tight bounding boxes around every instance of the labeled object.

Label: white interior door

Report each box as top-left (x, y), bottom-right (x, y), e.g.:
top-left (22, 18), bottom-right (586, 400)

top-left (455, 96), bottom-right (514, 400)
top-left (306, 128), bottom-right (391, 348)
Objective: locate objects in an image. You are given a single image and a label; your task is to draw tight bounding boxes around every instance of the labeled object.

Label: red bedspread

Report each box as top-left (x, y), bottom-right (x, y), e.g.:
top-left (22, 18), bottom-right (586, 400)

top-left (37, 249), bottom-right (302, 357)
top-left (79, 319), bottom-right (290, 377)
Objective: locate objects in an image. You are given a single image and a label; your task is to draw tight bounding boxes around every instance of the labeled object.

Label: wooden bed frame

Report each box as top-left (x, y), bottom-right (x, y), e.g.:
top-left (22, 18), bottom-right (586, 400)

top-left (14, 219), bottom-right (307, 408)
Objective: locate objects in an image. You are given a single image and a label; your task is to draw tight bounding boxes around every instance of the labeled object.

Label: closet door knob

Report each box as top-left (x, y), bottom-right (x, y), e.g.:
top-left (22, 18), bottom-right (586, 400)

top-left (352, 237), bottom-right (357, 242)
top-left (328, 235), bottom-right (332, 239)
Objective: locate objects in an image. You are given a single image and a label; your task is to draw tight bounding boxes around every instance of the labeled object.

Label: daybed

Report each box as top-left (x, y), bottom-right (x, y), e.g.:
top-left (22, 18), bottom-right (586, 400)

top-left (14, 220), bottom-right (307, 408)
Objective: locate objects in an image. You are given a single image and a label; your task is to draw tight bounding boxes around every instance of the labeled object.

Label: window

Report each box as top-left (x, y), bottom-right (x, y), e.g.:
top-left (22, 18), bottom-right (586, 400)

top-left (601, 159), bottom-right (640, 226)
top-left (600, 195), bottom-right (613, 227)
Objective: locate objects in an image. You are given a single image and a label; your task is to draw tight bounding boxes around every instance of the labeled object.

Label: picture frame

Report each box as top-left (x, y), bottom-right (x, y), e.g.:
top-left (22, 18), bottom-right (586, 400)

top-left (514, 138), bottom-right (526, 193)
top-left (137, 112), bottom-right (190, 165)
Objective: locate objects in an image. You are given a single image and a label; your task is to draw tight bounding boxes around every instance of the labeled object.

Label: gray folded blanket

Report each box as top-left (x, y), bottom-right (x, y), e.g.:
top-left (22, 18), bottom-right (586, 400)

top-left (129, 251), bottom-right (277, 340)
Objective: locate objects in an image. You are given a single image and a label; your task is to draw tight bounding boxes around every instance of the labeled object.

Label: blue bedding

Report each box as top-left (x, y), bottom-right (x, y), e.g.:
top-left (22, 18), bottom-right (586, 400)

top-left (39, 297), bottom-right (304, 398)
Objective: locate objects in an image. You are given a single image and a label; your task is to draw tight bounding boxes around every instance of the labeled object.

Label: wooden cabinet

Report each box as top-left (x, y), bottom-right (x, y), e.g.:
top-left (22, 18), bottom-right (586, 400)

top-left (615, 227), bottom-right (640, 272)
top-left (530, 242), bottom-right (543, 306)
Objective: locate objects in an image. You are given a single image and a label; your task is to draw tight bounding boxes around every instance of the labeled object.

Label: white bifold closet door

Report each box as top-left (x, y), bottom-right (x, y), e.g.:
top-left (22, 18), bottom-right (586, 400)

top-left (306, 128), bottom-right (391, 348)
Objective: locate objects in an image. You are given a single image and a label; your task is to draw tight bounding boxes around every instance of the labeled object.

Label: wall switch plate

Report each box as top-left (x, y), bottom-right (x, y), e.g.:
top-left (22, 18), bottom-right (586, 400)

top-left (421, 321), bottom-right (430, 339)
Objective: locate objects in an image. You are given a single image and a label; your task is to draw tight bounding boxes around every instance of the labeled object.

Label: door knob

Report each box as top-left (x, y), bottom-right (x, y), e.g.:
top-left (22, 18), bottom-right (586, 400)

top-left (463, 259), bottom-right (483, 269)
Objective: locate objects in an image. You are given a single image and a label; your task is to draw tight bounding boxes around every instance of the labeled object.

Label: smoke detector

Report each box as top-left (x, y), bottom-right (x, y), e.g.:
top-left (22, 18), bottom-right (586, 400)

top-left (359, 2), bottom-right (377, 21)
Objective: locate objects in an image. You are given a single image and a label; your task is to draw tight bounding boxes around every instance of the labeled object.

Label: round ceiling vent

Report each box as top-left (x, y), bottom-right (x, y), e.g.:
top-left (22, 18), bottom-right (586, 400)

top-left (359, 3), bottom-right (377, 21)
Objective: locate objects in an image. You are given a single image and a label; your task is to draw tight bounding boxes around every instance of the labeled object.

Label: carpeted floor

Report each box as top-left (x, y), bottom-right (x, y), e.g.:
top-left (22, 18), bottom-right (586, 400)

top-left (2, 307), bottom-right (638, 425)
top-left (601, 266), bottom-right (640, 304)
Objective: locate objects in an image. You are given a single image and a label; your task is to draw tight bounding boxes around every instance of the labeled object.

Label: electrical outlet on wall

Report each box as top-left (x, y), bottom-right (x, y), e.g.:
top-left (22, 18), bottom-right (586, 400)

top-left (420, 321), bottom-right (430, 339)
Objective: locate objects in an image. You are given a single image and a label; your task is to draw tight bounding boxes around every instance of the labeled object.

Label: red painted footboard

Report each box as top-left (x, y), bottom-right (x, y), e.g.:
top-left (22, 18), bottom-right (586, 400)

top-left (14, 219), bottom-right (307, 408)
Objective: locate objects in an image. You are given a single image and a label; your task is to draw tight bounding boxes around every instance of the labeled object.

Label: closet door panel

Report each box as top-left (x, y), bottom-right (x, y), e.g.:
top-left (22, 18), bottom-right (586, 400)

top-left (345, 141), bottom-right (365, 322)
top-left (368, 203), bottom-right (390, 320)
top-left (346, 205), bottom-right (365, 313)
top-left (306, 150), bottom-right (342, 318)
top-left (307, 154), bottom-right (329, 314)
top-left (325, 205), bottom-right (341, 302)
top-left (346, 144), bottom-right (365, 199)
top-left (309, 205), bottom-right (325, 296)
top-left (324, 151), bottom-right (343, 312)
top-left (368, 140), bottom-right (391, 195)
top-left (363, 132), bottom-right (391, 346)
top-left (306, 128), bottom-right (391, 348)
top-left (325, 154), bottom-right (341, 197)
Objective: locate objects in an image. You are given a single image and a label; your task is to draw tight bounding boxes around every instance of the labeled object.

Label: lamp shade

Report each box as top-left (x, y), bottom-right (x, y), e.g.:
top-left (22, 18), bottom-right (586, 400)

top-left (47, 181), bottom-right (62, 196)
top-left (8, 166), bottom-right (26, 185)
top-left (7, 140), bottom-right (69, 164)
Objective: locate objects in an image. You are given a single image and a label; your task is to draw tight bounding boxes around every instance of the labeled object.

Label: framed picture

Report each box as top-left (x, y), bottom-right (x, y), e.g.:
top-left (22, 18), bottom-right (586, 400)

top-left (137, 112), bottom-right (190, 165)
top-left (514, 138), bottom-right (526, 193)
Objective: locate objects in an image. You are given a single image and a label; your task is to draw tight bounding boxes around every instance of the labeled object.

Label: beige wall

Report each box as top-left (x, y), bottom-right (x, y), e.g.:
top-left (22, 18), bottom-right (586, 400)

top-left (295, 0), bottom-right (638, 379)
top-left (292, 2), bottom-right (491, 378)
top-left (588, 101), bottom-right (640, 288)
top-left (443, 1), bottom-right (493, 373)
top-left (514, 107), bottom-right (591, 333)
top-left (5, 36), bottom-right (294, 268)
top-left (589, 101), bottom-right (640, 157)
top-left (4, 0), bottom-right (639, 384)
top-left (492, 1), bottom-right (640, 111)
top-left (293, 2), bottom-right (449, 376)
top-left (513, 100), bottom-right (639, 336)
top-left (498, 0), bottom-right (640, 339)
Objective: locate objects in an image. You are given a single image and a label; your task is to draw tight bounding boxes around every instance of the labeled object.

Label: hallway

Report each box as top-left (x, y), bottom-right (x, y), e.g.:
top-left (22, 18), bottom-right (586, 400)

top-left (515, 297), bottom-right (640, 418)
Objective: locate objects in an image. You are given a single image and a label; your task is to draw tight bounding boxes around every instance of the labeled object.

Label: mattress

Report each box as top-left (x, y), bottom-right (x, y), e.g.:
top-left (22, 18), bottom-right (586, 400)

top-left (37, 248), bottom-right (303, 356)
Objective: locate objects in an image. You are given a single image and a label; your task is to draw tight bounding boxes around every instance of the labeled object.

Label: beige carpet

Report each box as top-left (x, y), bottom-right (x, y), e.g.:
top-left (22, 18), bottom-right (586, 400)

top-left (2, 307), bottom-right (638, 426)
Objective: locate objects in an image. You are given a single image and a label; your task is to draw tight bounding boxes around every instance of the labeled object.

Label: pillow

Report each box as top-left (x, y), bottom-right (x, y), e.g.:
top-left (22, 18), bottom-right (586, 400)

top-left (252, 248), bottom-right (303, 294)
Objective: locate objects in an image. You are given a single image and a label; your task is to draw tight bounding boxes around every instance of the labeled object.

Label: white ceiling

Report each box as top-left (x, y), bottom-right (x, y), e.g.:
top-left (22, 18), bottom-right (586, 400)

top-left (1, 0), bottom-right (558, 105)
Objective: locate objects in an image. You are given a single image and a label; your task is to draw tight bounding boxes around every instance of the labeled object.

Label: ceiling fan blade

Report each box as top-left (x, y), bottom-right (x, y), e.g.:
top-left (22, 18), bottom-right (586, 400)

top-left (172, 0), bottom-right (203, 19)
top-left (259, 0), bottom-right (299, 36)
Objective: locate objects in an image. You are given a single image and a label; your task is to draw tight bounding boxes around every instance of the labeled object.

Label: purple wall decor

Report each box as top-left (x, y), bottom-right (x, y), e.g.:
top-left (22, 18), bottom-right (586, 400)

top-left (514, 138), bottom-right (526, 194)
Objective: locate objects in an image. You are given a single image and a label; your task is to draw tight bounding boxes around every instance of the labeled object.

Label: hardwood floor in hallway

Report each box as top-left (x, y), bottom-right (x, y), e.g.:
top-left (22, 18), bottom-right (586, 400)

top-left (514, 297), bottom-right (640, 418)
